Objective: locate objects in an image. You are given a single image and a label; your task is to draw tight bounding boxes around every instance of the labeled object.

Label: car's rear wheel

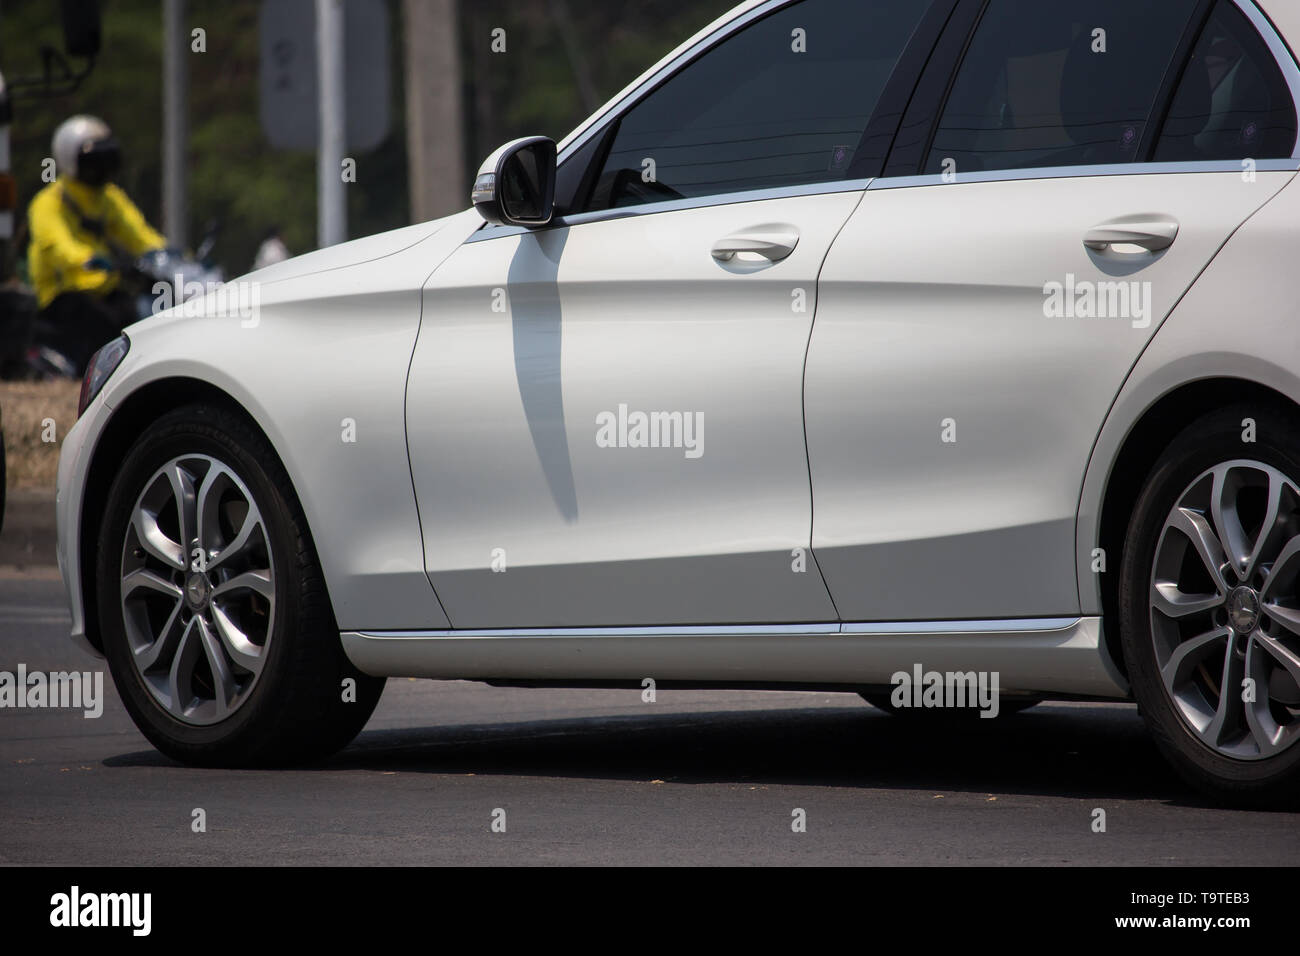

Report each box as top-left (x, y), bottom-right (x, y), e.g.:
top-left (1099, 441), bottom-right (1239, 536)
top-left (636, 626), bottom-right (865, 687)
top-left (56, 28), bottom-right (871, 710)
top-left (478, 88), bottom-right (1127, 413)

top-left (97, 403), bottom-right (383, 766)
top-left (1120, 406), bottom-right (1300, 806)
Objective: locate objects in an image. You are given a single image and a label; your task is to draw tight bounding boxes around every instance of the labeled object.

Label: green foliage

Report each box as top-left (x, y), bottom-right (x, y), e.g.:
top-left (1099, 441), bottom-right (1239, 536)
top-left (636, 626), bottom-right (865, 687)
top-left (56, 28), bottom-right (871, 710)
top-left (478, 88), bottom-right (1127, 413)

top-left (2, 0), bottom-right (733, 279)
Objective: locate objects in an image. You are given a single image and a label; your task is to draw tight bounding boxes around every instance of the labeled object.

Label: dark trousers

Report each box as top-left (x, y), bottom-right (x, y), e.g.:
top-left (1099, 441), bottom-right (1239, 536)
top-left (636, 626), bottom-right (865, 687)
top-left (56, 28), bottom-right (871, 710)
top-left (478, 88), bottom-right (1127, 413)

top-left (39, 290), bottom-right (137, 376)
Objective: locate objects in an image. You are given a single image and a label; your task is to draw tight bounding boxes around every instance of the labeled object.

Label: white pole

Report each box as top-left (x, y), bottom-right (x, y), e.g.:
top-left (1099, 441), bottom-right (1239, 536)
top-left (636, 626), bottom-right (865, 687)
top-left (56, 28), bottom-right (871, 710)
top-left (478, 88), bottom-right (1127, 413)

top-left (162, 0), bottom-right (187, 249)
top-left (316, 0), bottom-right (346, 247)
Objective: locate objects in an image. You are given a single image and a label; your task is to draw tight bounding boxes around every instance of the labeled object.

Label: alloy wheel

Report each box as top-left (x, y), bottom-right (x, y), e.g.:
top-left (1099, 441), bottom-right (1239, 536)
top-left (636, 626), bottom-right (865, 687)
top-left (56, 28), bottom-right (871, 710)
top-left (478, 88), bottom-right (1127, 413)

top-left (119, 454), bottom-right (276, 725)
top-left (1150, 460), bottom-right (1300, 760)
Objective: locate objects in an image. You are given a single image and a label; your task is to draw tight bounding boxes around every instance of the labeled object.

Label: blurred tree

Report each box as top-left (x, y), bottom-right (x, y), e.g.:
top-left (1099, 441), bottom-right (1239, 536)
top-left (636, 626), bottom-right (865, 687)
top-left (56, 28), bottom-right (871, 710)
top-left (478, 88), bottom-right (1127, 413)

top-left (1, 0), bottom-right (735, 277)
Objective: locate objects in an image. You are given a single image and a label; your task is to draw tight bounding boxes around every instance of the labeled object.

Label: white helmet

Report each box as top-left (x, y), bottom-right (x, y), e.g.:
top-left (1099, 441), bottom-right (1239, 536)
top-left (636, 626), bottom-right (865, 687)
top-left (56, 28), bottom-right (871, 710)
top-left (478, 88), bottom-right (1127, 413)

top-left (51, 115), bottom-right (121, 185)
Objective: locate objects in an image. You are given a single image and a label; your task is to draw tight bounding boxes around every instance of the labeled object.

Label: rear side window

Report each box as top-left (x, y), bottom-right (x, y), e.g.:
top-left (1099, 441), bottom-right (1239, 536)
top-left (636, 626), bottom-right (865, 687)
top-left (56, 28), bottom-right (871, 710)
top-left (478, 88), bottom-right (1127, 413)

top-left (575, 0), bottom-right (934, 213)
top-left (1154, 0), bottom-right (1298, 162)
top-left (925, 0), bottom-right (1198, 175)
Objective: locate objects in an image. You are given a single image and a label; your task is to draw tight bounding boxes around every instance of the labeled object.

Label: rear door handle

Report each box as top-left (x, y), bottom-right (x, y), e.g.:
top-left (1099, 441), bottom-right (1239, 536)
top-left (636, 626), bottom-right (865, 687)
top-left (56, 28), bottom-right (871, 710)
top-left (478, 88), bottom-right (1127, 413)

top-left (1083, 218), bottom-right (1179, 253)
top-left (711, 228), bottom-right (800, 263)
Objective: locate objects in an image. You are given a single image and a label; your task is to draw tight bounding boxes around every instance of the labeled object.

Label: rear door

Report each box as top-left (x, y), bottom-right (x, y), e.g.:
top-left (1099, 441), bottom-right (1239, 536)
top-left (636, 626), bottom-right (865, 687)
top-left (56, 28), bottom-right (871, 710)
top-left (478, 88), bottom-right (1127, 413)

top-left (805, 0), bottom-right (1300, 621)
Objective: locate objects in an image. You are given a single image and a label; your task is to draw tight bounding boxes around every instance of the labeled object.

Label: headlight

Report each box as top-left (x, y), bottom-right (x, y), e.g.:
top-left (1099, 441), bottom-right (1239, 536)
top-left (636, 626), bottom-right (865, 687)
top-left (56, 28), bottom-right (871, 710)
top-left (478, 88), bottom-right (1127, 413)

top-left (78, 335), bottom-right (130, 417)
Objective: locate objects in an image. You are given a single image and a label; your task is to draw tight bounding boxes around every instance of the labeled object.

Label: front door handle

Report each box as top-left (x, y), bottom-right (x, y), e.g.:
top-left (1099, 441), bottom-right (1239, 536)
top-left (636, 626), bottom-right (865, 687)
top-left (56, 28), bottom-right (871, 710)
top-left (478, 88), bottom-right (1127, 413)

top-left (711, 228), bottom-right (800, 263)
top-left (1083, 218), bottom-right (1179, 253)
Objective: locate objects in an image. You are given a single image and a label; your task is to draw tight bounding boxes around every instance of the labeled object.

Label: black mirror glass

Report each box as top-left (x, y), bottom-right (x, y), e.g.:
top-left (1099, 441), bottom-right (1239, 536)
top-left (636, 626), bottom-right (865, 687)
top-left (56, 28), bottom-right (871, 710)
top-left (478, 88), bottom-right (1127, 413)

top-left (500, 145), bottom-right (547, 222)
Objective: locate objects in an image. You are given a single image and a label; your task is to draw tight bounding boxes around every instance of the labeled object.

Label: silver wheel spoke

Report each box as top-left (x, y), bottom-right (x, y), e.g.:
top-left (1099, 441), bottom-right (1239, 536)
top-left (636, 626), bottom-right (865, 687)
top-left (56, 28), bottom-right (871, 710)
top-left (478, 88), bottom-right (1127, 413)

top-left (211, 569), bottom-right (273, 602)
top-left (1204, 638), bottom-right (1245, 748)
top-left (1151, 582), bottom-right (1222, 620)
top-left (1263, 599), bottom-right (1300, 637)
top-left (1151, 460), bottom-right (1300, 762)
top-left (1253, 631), bottom-right (1300, 689)
top-left (166, 619), bottom-right (199, 716)
top-left (120, 453), bottom-right (276, 727)
top-left (1210, 466), bottom-right (1251, 582)
top-left (131, 508), bottom-right (186, 570)
top-left (211, 604), bottom-right (266, 676)
top-left (1160, 626), bottom-right (1229, 691)
top-left (121, 568), bottom-right (182, 601)
top-left (1262, 535), bottom-right (1300, 600)
top-left (195, 616), bottom-right (236, 717)
top-left (209, 511), bottom-right (264, 572)
top-left (195, 465), bottom-right (223, 568)
top-left (133, 599), bottom-right (186, 672)
top-left (1244, 636), bottom-right (1289, 756)
top-left (1168, 507), bottom-right (1229, 591)
top-left (1244, 469), bottom-right (1286, 580)
top-left (166, 463), bottom-right (198, 561)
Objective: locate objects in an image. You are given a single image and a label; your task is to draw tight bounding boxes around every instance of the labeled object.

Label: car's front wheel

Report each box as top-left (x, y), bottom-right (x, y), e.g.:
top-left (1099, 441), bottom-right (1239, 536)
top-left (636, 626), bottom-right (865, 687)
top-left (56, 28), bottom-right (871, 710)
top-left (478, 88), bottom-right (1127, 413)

top-left (1121, 406), bottom-right (1300, 806)
top-left (96, 403), bottom-right (383, 766)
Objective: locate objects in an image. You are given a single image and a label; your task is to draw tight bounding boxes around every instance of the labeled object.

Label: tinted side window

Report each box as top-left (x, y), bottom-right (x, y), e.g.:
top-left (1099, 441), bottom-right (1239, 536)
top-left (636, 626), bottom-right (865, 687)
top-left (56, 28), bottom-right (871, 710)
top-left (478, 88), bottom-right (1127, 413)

top-left (575, 0), bottom-right (934, 213)
top-left (926, 0), bottom-right (1197, 175)
top-left (1154, 0), bottom-right (1298, 162)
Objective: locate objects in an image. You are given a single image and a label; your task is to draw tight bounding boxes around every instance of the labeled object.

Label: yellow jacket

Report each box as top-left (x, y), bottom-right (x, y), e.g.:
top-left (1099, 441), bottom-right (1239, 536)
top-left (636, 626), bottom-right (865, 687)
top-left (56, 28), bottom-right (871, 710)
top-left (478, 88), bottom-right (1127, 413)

top-left (27, 178), bottom-right (166, 308)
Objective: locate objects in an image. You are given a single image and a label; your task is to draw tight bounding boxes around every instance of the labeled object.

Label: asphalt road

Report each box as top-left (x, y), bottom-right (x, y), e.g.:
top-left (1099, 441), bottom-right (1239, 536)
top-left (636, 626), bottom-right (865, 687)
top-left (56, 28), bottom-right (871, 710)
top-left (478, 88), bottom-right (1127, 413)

top-left (2, 575), bottom-right (1298, 866)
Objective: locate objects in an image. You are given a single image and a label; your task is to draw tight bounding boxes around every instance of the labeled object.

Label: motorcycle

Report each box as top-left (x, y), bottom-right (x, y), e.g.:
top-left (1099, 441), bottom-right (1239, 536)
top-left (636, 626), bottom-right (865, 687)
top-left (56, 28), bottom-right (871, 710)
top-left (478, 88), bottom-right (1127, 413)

top-left (14, 247), bottom-right (223, 380)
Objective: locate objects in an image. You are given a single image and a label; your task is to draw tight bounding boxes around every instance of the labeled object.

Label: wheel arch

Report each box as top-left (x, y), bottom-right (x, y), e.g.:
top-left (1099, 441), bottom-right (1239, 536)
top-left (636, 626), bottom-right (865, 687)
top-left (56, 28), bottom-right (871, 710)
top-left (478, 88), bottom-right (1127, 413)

top-left (1093, 377), bottom-right (1300, 678)
top-left (78, 377), bottom-right (292, 653)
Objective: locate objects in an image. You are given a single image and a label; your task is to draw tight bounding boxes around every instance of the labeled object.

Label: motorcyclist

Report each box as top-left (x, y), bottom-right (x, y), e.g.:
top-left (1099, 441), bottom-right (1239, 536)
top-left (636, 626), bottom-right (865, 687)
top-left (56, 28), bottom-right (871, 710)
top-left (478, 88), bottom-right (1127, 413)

top-left (27, 115), bottom-right (166, 374)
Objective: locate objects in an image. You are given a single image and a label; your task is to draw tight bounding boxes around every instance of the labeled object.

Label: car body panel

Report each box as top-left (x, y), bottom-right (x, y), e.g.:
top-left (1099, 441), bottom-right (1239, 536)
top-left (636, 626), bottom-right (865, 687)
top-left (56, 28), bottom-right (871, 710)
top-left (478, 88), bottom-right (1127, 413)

top-left (341, 615), bottom-right (1128, 699)
top-left (409, 191), bottom-right (861, 628)
top-left (807, 170), bottom-right (1294, 621)
top-left (1077, 169), bottom-right (1300, 615)
top-left (57, 208), bottom-right (484, 646)
top-left (51, 0), bottom-right (1300, 712)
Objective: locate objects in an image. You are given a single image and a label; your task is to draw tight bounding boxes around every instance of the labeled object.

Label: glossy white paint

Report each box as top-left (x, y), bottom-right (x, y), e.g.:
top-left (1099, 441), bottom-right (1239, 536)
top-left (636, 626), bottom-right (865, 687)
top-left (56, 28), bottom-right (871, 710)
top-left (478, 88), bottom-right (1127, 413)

top-left (1077, 171), bottom-right (1300, 614)
top-left (58, 210), bottom-right (484, 643)
top-left (409, 191), bottom-right (861, 627)
top-left (807, 171), bottom-right (1293, 621)
top-left (53, 0), bottom-right (1300, 707)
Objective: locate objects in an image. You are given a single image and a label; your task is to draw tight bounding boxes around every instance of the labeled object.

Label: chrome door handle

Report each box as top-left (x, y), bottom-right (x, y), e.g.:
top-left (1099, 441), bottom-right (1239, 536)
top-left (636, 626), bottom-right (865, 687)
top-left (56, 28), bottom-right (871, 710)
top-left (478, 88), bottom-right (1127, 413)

top-left (711, 228), bottom-right (800, 263)
top-left (1083, 218), bottom-right (1179, 253)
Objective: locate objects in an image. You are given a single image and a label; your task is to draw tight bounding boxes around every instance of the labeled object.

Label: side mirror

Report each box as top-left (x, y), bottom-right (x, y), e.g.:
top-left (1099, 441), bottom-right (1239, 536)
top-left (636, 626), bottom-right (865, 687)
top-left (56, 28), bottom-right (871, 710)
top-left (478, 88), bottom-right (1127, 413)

top-left (472, 136), bottom-right (557, 228)
top-left (61, 0), bottom-right (102, 58)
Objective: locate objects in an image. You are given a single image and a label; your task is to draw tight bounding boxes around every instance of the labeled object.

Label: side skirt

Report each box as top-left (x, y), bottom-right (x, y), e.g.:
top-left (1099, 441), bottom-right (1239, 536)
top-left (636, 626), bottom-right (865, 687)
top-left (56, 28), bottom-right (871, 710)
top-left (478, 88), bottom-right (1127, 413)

top-left (340, 617), bottom-right (1129, 699)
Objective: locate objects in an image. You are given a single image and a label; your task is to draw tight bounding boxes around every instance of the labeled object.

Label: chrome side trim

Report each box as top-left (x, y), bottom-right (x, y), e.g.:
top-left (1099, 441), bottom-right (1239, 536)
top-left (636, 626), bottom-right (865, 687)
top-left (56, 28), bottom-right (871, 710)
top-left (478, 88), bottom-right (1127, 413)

top-left (1236, 0), bottom-right (1300, 160)
top-left (340, 616), bottom-right (1129, 699)
top-left (361, 623), bottom-right (842, 639)
top-left (464, 178), bottom-right (872, 244)
top-left (869, 159), bottom-right (1300, 191)
top-left (842, 617), bottom-right (1077, 635)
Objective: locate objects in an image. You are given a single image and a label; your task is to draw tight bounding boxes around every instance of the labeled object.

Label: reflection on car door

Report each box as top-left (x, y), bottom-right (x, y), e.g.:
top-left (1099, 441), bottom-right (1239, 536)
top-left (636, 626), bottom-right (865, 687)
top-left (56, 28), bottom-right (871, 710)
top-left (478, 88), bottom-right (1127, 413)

top-left (805, 0), bottom-right (1300, 621)
top-left (405, 0), bottom-right (940, 628)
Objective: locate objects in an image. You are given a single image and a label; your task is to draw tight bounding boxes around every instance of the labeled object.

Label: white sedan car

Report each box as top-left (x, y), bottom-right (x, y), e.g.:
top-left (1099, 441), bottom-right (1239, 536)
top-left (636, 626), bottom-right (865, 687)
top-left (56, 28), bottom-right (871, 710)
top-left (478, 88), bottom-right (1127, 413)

top-left (58, 0), bottom-right (1300, 805)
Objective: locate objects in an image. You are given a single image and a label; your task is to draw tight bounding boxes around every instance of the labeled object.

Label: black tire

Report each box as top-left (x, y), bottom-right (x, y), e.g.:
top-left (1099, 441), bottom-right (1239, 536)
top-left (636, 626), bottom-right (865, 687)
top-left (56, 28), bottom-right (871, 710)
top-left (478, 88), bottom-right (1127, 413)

top-left (859, 692), bottom-right (1041, 717)
top-left (97, 403), bottom-right (384, 766)
top-left (1120, 405), bottom-right (1300, 808)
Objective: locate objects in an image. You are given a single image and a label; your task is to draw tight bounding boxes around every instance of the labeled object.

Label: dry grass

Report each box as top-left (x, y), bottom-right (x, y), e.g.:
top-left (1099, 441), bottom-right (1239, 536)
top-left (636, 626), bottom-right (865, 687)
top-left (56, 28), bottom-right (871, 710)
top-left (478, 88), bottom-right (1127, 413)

top-left (2, 379), bottom-right (81, 491)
